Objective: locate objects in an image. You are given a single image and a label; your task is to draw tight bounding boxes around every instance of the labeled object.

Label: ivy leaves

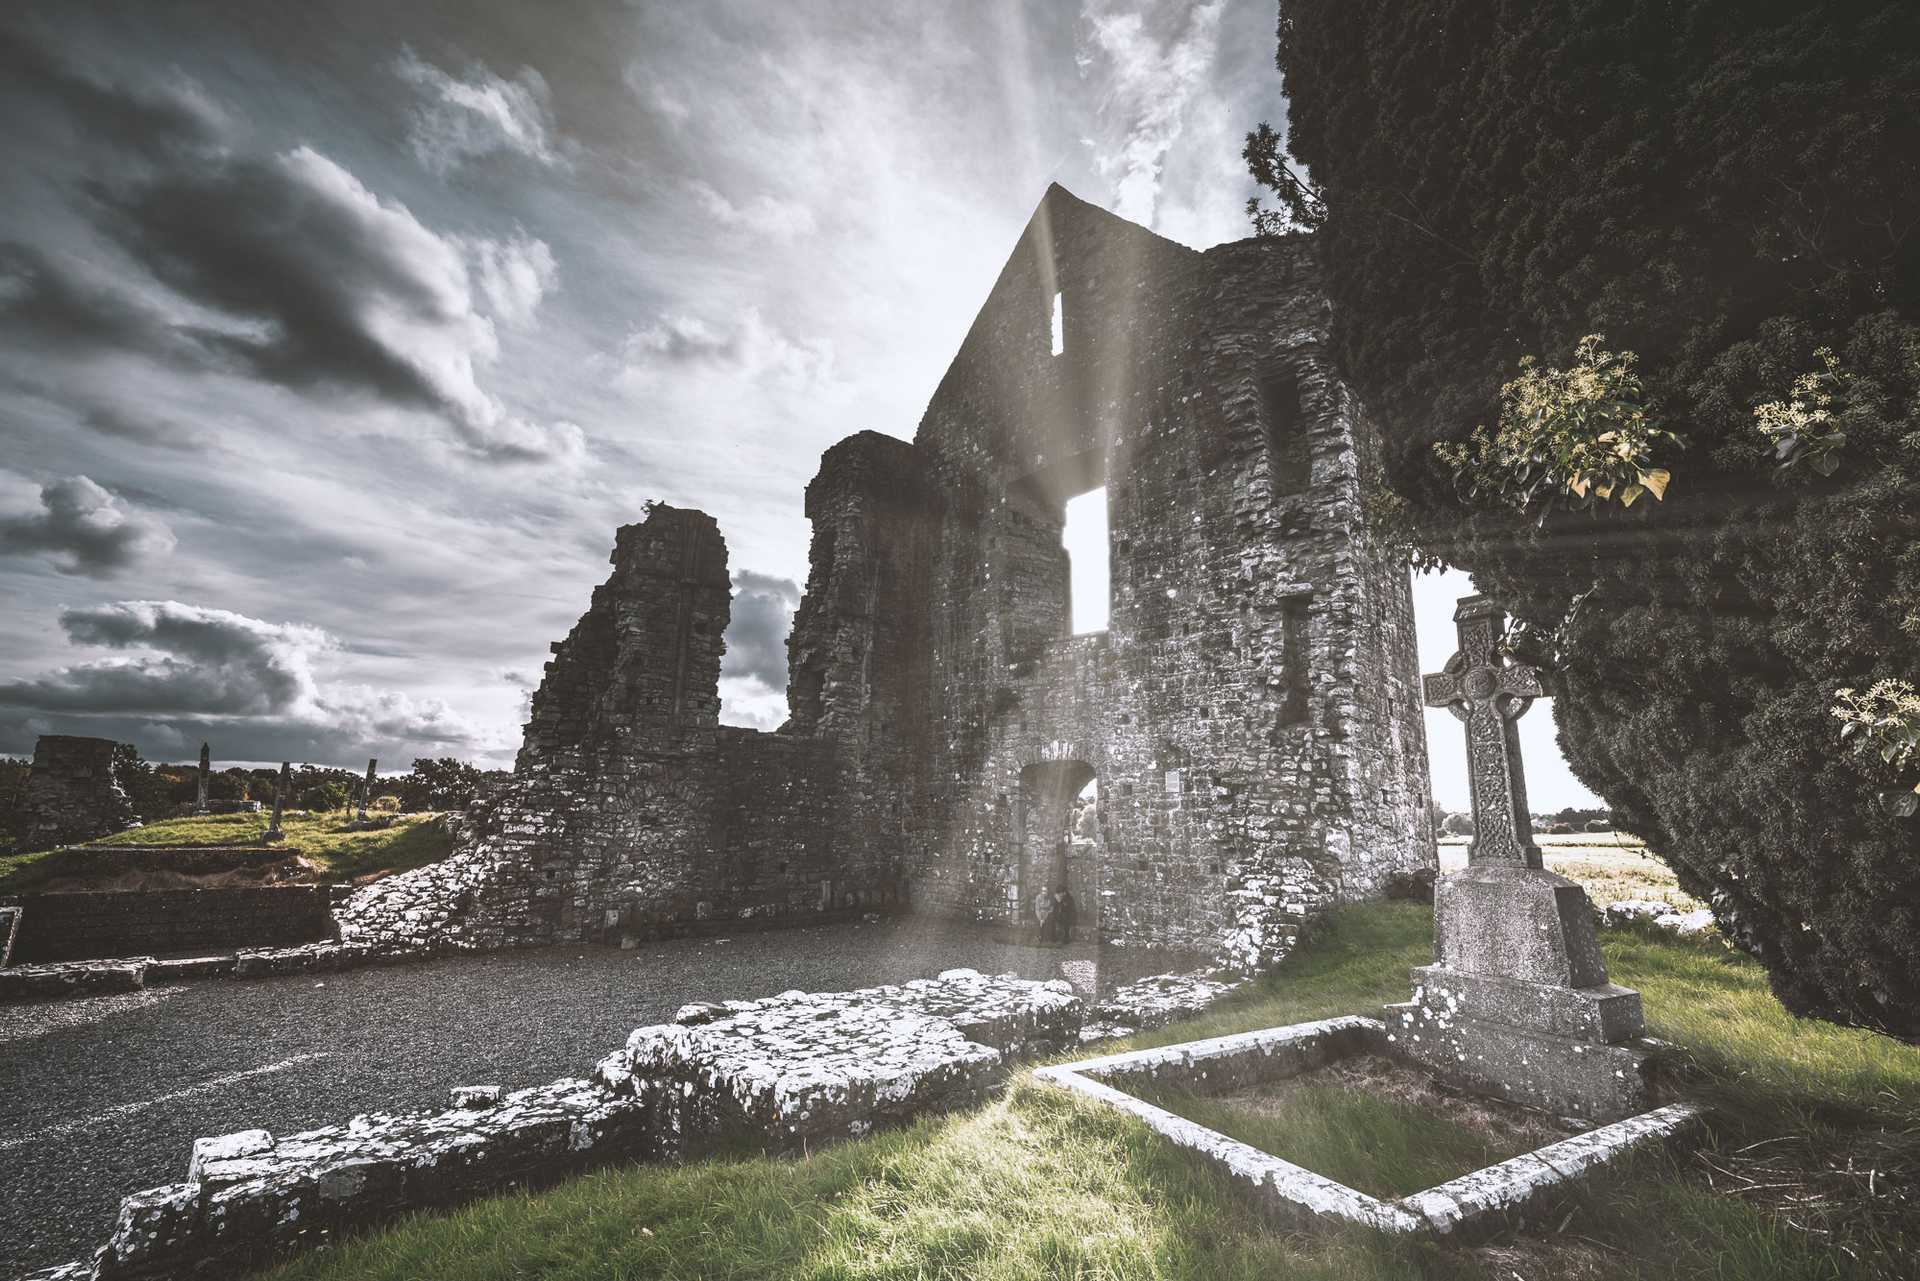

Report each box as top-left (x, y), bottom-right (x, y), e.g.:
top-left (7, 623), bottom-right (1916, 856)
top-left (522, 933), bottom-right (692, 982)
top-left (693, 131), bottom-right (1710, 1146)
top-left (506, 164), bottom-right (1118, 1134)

top-left (1433, 335), bottom-right (1681, 520)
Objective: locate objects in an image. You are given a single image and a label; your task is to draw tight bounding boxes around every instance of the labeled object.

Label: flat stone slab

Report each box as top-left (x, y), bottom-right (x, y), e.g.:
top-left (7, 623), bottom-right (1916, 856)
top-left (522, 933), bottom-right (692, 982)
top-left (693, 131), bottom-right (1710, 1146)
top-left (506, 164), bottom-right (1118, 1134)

top-left (1080, 970), bottom-right (1245, 1042)
top-left (1036, 1016), bottom-right (1704, 1240)
top-left (0, 958), bottom-right (152, 1002)
top-left (37, 968), bottom-right (1082, 1281)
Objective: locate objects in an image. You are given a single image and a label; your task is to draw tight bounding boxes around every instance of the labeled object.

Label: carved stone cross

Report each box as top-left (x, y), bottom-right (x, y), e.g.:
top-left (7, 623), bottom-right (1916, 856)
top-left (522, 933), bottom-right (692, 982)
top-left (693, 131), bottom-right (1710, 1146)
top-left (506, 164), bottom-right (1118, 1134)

top-left (1423, 595), bottom-right (1543, 869)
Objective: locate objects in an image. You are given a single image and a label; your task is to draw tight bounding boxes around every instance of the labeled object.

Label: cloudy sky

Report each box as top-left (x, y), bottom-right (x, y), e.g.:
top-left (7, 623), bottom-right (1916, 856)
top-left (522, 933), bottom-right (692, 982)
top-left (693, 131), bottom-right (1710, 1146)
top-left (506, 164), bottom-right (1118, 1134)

top-left (0, 1), bottom-right (1597, 809)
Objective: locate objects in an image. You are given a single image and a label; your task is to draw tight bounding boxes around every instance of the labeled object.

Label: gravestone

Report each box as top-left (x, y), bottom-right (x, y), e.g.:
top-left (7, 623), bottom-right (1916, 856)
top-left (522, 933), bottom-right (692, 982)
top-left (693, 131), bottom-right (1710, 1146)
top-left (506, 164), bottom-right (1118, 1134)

top-left (1386, 595), bottom-right (1654, 1121)
top-left (263, 761), bottom-right (290, 843)
top-left (194, 742), bottom-right (211, 816)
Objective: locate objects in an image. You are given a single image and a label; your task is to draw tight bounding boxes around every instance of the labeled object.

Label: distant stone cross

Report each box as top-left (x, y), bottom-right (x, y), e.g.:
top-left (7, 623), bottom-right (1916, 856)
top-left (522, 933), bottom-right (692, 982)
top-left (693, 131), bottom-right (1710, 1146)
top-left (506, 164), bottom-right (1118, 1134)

top-left (1423, 595), bottom-right (1543, 869)
top-left (194, 742), bottom-right (210, 815)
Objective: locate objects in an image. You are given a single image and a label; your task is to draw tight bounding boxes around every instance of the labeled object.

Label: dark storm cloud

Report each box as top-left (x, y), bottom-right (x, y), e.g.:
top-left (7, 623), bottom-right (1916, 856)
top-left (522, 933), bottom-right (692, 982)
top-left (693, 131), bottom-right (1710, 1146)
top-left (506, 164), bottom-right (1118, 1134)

top-left (0, 600), bottom-right (490, 765)
top-left (0, 476), bottom-right (175, 576)
top-left (88, 146), bottom-right (578, 463)
top-left (0, 242), bottom-right (209, 366)
top-left (1, 601), bottom-right (324, 714)
top-left (721, 570), bottom-right (800, 691)
top-left (0, 27), bottom-right (224, 158)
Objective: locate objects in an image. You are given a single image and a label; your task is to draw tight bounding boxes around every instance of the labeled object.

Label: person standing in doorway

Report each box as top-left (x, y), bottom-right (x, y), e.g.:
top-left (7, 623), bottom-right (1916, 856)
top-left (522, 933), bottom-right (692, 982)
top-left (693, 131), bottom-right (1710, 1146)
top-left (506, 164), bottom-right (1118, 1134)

top-left (1054, 885), bottom-right (1078, 943)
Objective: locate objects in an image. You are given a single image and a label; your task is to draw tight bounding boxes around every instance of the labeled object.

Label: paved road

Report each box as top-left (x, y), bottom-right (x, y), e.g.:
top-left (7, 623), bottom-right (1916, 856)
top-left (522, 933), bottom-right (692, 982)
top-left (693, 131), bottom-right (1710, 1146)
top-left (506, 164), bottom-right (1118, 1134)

top-left (0, 920), bottom-right (1170, 1279)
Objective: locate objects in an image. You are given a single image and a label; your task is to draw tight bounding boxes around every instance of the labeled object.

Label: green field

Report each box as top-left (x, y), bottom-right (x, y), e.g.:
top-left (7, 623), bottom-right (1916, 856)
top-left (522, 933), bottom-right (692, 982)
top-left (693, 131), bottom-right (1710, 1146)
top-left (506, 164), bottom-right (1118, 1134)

top-left (262, 903), bottom-right (1919, 1281)
top-left (0, 811), bottom-right (452, 891)
top-left (1439, 832), bottom-right (1705, 911)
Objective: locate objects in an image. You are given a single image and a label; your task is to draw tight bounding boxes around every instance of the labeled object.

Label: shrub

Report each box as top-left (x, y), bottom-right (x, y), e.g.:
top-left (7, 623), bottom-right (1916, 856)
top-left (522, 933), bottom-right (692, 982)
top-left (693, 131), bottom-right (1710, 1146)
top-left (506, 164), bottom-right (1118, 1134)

top-left (1266, 0), bottom-right (1920, 1034)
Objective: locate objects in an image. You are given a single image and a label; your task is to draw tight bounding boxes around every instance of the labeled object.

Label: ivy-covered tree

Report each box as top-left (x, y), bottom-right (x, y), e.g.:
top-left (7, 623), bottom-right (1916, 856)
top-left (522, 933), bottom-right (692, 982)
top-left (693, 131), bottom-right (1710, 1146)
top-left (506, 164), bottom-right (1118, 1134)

top-left (1264, 0), bottom-right (1920, 1036)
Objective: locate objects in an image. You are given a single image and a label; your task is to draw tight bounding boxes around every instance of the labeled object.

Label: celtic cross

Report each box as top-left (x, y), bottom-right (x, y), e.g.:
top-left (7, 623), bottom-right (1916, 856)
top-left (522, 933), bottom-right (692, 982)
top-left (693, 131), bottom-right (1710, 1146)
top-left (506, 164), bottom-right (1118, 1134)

top-left (1423, 595), bottom-right (1544, 869)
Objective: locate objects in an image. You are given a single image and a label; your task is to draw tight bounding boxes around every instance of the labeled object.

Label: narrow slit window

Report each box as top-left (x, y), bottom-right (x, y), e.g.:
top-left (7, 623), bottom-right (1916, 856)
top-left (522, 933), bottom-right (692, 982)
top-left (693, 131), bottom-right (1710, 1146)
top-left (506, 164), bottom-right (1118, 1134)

top-left (1063, 487), bottom-right (1109, 634)
top-left (1050, 290), bottom-right (1065, 356)
top-left (1278, 595), bottom-right (1311, 725)
top-left (1258, 368), bottom-right (1311, 494)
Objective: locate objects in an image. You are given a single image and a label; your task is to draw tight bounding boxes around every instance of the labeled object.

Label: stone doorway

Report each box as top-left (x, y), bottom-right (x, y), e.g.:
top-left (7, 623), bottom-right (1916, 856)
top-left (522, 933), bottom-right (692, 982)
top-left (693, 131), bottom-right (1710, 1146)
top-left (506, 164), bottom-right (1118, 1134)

top-left (1018, 760), bottom-right (1101, 943)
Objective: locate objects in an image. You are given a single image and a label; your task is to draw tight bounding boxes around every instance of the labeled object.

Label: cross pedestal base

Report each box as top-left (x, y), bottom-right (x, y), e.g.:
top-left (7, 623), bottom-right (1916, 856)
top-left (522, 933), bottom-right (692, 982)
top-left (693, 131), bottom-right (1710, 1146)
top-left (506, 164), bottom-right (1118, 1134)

top-left (1385, 972), bottom-right (1655, 1122)
top-left (1385, 865), bottom-right (1658, 1122)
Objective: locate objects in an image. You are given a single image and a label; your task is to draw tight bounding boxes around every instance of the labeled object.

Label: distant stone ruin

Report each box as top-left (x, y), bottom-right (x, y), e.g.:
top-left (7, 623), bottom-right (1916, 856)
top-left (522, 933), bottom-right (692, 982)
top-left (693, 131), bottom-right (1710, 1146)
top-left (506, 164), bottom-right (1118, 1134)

top-left (19, 735), bottom-right (137, 852)
top-left (345, 185), bottom-right (1433, 970)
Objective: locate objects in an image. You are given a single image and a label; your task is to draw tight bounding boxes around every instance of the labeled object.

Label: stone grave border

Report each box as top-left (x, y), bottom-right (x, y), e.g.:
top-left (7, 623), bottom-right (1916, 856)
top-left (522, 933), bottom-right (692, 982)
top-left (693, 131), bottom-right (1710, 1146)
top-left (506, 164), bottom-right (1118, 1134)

top-left (1033, 1015), bottom-right (1704, 1240)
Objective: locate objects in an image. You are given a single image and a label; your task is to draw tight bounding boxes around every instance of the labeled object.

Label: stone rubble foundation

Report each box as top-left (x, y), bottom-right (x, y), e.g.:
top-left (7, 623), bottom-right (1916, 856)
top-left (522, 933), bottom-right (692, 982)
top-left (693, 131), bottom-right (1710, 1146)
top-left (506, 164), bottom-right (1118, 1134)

top-left (1079, 971), bottom-right (1246, 1042)
top-left (23, 969), bottom-right (1082, 1281)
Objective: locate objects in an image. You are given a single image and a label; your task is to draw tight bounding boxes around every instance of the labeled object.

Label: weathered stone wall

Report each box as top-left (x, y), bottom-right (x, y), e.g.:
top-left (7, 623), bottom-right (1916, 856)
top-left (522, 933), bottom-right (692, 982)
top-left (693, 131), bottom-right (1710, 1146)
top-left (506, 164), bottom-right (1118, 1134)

top-left (2, 887), bottom-right (336, 963)
top-left (19, 735), bottom-right (137, 852)
top-left (900, 189), bottom-right (1434, 968)
top-left (341, 503), bottom-right (908, 950)
top-left (339, 186), bottom-right (1432, 970)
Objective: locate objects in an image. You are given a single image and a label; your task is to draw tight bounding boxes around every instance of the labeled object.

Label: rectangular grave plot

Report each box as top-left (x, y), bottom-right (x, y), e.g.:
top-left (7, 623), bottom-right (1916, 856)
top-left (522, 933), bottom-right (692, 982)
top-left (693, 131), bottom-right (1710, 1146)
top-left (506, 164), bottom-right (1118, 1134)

top-left (1035, 1016), bottom-right (1704, 1240)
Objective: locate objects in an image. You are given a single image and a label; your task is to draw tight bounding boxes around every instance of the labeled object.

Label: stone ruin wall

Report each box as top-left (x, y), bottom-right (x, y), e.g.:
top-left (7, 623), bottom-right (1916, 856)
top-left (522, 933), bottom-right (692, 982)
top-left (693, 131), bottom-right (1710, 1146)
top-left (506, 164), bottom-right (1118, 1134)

top-left (342, 186), bottom-right (1433, 968)
top-left (19, 734), bottom-right (138, 853)
top-left (898, 191), bottom-right (1433, 967)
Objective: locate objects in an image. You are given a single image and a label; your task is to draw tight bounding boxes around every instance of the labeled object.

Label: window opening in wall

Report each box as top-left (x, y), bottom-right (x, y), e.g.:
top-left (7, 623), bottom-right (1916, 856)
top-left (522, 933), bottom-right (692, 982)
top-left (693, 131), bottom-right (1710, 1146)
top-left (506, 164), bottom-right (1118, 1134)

top-left (1258, 368), bottom-right (1311, 494)
top-left (1278, 595), bottom-right (1311, 724)
top-left (1063, 486), bottom-right (1109, 634)
top-left (1051, 290), bottom-right (1064, 356)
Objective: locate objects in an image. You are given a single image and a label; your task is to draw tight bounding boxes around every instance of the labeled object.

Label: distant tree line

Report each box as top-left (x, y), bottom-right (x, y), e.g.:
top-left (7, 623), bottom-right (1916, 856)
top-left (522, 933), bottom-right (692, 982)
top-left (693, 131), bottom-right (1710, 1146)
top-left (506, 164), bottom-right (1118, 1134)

top-left (1, 750), bottom-right (505, 845)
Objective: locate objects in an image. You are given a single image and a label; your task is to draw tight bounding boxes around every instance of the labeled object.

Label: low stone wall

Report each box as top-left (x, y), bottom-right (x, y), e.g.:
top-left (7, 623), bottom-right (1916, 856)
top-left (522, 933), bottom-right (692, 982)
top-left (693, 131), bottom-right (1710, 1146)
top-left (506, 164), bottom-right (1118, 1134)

top-left (1, 887), bottom-right (337, 963)
top-left (35, 969), bottom-right (1082, 1281)
top-left (0, 957), bottom-right (150, 1002)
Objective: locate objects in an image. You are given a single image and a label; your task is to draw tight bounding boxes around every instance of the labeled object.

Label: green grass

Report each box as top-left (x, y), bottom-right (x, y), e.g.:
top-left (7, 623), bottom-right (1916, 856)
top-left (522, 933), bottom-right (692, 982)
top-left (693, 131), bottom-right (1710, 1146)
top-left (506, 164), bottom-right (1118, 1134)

top-left (0, 811), bottom-right (452, 890)
top-left (260, 903), bottom-right (1918, 1281)
top-left (1137, 1071), bottom-right (1562, 1201)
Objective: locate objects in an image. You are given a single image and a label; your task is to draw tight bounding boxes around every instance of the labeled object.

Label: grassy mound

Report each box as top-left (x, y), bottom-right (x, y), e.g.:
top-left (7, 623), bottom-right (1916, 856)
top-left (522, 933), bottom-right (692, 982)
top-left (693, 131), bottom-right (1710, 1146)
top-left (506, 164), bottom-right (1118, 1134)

top-left (260, 903), bottom-right (1920, 1281)
top-left (0, 811), bottom-right (452, 891)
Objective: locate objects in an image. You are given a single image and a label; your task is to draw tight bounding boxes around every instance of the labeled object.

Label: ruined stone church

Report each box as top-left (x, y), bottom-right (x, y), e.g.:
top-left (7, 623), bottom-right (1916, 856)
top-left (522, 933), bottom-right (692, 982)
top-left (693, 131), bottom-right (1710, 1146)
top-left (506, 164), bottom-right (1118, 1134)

top-left (343, 185), bottom-right (1434, 971)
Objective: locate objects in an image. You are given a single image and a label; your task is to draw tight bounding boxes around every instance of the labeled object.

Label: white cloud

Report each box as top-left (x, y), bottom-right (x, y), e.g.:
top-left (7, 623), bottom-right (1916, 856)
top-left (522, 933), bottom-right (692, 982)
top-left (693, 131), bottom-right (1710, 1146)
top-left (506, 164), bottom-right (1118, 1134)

top-left (618, 307), bottom-right (837, 391)
top-left (460, 230), bottom-right (558, 327)
top-left (690, 181), bottom-right (818, 241)
top-left (395, 48), bottom-right (563, 174)
top-left (1078, 1), bottom-right (1227, 227)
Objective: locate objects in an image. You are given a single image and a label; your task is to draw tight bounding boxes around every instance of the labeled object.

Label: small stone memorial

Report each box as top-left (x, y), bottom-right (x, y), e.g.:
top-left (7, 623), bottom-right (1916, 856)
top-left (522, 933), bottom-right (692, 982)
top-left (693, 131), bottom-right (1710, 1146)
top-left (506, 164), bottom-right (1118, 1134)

top-left (262, 761), bottom-right (290, 843)
top-left (194, 742), bottom-right (210, 815)
top-left (1387, 595), bottom-right (1655, 1121)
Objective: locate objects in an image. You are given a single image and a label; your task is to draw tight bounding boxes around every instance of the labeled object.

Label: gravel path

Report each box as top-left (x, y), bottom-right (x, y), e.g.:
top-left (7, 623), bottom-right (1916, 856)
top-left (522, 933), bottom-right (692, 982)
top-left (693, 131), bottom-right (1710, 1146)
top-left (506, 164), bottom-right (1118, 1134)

top-left (0, 921), bottom-right (1161, 1278)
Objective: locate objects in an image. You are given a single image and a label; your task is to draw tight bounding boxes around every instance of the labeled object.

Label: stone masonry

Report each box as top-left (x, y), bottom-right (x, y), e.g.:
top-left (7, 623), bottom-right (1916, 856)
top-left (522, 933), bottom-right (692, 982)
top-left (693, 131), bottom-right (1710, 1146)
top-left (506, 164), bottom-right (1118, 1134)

top-left (19, 735), bottom-right (137, 853)
top-left (341, 185), bottom-right (1434, 970)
